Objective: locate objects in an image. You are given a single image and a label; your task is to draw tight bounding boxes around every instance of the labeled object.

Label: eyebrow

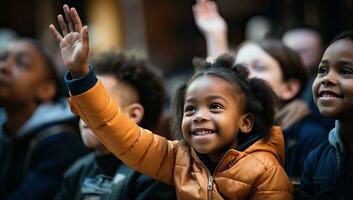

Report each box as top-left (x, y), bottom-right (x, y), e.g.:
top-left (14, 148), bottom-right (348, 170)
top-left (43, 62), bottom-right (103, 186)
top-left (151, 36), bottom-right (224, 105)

top-left (321, 59), bottom-right (353, 65)
top-left (337, 60), bottom-right (353, 66)
top-left (17, 52), bottom-right (32, 57)
top-left (185, 95), bottom-right (229, 103)
top-left (320, 60), bottom-right (328, 65)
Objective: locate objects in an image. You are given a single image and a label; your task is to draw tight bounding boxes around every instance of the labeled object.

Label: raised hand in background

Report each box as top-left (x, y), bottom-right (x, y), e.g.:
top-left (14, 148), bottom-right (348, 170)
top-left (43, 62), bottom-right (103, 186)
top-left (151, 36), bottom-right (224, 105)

top-left (192, 0), bottom-right (229, 59)
top-left (49, 4), bottom-right (90, 78)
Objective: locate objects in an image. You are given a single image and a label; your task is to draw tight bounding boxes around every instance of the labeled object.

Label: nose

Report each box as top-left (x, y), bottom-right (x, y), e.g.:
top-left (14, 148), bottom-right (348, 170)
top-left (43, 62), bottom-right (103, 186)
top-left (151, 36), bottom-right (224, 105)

top-left (321, 71), bottom-right (337, 87)
top-left (192, 108), bottom-right (209, 123)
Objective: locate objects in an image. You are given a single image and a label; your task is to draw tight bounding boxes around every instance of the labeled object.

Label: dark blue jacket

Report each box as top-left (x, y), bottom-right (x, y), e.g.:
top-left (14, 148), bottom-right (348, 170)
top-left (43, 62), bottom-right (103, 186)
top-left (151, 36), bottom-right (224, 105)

top-left (0, 100), bottom-right (87, 200)
top-left (283, 113), bottom-right (328, 179)
top-left (298, 121), bottom-right (353, 199)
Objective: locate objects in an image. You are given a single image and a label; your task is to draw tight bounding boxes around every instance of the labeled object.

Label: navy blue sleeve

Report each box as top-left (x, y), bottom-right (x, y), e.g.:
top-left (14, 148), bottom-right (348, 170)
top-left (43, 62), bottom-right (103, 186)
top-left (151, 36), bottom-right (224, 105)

top-left (64, 66), bottom-right (98, 96)
top-left (297, 149), bottom-right (316, 200)
top-left (8, 132), bottom-right (87, 200)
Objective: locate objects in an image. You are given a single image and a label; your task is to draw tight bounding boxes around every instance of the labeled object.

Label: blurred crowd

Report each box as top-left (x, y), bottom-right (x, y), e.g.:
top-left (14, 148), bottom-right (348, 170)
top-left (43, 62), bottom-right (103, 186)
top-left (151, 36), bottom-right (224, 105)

top-left (0, 0), bottom-right (353, 199)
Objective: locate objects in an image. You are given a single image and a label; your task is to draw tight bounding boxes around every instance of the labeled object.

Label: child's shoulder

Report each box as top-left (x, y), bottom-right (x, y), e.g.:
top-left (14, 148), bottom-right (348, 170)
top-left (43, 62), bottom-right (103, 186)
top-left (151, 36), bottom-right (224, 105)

top-left (304, 140), bottom-right (334, 167)
top-left (247, 150), bottom-right (283, 170)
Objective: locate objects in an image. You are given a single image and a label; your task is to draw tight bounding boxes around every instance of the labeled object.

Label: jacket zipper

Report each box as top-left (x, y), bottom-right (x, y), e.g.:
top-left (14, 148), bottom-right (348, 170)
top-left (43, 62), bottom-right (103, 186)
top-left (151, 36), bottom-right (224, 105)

top-left (208, 175), bottom-right (214, 200)
top-left (193, 148), bottom-right (235, 200)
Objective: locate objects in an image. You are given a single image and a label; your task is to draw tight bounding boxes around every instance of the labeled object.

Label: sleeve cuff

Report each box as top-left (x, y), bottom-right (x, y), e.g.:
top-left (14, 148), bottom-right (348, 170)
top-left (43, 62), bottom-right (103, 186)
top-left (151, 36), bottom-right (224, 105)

top-left (64, 65), bottom-right (98, 95)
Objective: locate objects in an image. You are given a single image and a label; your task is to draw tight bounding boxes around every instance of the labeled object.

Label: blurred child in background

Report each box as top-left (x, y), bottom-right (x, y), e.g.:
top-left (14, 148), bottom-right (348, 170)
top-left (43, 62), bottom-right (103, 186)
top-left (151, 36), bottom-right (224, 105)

top-left (0, 38), bottom-right (87, 199)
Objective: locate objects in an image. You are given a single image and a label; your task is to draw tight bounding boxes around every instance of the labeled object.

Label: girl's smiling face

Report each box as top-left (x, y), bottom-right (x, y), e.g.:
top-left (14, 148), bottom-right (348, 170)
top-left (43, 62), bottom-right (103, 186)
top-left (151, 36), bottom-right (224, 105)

top-left (312, 39), bottom-right (353, 119)
top-left (181, 75), bottom-right (252, 155)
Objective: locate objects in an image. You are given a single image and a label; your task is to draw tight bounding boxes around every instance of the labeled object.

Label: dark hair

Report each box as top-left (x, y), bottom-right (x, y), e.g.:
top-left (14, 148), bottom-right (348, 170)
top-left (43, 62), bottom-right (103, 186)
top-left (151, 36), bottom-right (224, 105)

top-left (330, 30), bottom-right (353, 44)
top-left (256, 39), bottom-right (308, 101)
top-left (91, 50), bottom-right (165, 130)
top-left (171, 53), bottom-right (276, 140)
top-left (18, 38), bottom-right (63, 101)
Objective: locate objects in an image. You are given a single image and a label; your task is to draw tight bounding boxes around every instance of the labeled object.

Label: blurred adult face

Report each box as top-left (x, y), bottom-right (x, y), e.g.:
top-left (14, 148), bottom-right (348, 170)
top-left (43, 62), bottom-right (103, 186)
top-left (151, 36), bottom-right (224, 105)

top-left (235, 43), bottom-right (287, 99)
top-left (283, 30), bottom-right (322, 72)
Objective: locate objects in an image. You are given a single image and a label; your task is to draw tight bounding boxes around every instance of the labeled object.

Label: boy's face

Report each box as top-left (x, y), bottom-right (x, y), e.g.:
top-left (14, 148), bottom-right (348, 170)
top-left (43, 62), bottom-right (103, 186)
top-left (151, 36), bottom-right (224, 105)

top-left (181, 75), bottom-right (250, 155)
top-left (312, 39), bottom-right (353, 119)
top-left (0, 40), bottom-right (49, 106)
top-left (80, 75), bottom-right (138, 153)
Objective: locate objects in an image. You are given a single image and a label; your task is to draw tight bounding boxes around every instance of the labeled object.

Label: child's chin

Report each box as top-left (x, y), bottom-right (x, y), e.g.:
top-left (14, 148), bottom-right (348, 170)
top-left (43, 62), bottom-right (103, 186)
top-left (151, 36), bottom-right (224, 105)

top-left (193, 147), bottom-right (212, 154)
top-left (318, 109), bottom-right (338, 118)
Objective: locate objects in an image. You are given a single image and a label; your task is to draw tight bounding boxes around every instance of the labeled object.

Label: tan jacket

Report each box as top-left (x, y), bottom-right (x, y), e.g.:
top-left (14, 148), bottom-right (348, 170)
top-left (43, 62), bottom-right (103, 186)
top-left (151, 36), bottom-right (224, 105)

top-left (69, 80), bottom-right (293, 200)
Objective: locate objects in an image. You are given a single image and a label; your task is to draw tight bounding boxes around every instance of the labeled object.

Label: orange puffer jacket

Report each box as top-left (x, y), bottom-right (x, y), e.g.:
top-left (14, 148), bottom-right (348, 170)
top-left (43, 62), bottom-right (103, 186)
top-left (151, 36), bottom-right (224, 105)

top-left (69, 80), bottom-right (293, 200)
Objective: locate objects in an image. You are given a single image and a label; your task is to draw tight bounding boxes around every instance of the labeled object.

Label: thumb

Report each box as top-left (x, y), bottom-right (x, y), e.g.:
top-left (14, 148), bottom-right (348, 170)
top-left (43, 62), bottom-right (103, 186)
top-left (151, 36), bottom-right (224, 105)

top-left (81, 26), bottom-right (89, 55)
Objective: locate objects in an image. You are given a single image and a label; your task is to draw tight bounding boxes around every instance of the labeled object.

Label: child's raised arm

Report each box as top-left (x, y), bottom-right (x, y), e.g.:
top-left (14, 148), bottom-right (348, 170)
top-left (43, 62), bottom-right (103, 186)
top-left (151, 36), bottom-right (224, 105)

top-left (48, 5), bottom-right (177, 185)
top-left (49, 5), bottom-right (89, 78)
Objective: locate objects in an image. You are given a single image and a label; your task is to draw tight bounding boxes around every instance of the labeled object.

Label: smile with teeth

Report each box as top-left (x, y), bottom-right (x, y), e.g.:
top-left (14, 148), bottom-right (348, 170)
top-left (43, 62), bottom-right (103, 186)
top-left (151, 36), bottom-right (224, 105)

top-left (192, 130), bottom-right (216, 136)
top-left (318, 91), bottom-right (343, 98)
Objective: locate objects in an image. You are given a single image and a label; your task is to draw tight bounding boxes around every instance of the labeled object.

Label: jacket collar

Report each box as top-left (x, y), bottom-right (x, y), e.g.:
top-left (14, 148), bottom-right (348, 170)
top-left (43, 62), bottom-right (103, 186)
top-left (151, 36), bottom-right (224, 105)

top-left (190, 126), bottom-right (285, 174)
top-left (329, 120), bottom-right (347, 153)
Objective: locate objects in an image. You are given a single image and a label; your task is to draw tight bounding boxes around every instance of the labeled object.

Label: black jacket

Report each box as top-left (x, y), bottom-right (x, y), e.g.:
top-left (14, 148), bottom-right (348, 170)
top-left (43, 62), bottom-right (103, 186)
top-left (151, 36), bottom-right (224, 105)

top-left (55, 153), bottom-right (177, 200)
top-left (0, 101), bottom-right (87, 200)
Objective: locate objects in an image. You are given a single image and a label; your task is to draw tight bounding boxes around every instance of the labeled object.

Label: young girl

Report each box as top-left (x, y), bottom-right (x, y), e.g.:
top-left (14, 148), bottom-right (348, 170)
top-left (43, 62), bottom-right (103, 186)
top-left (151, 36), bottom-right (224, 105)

top-left (192, 0), bottom-right (329, 183)
top-left (49, 5), bottom-right (293, 199)
top-left (298, 31), bottom-right (353, 199)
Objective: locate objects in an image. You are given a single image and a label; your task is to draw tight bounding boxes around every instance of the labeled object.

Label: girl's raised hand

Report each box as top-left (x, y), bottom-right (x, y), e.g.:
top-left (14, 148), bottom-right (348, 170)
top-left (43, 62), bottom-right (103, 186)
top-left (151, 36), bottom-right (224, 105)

top-left (49, 4), bottom-right (89, 78)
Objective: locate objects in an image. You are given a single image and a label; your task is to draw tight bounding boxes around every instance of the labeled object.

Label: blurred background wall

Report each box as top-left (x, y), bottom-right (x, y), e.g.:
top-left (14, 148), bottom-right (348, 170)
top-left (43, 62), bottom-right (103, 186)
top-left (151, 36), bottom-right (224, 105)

top-left (1, 0), bottom-right (352, 77)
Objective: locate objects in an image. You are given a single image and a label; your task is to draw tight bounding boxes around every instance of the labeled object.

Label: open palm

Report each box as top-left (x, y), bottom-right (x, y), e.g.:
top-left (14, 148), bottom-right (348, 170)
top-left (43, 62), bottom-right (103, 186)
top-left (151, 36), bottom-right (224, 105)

top-left (49, 5), bottom-right (89, 78)
top-left (192, 0), bottom-right (227, 35)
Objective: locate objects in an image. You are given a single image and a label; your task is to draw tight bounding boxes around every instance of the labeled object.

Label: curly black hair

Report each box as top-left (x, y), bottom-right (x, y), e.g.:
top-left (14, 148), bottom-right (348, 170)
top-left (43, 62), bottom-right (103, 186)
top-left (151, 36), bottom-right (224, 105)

top-left (330, 30), bottom-right (353, 44)
top-left (171, 53), bottom-right (277, 141)
top-left (91, 50), bottom-right (165, 130)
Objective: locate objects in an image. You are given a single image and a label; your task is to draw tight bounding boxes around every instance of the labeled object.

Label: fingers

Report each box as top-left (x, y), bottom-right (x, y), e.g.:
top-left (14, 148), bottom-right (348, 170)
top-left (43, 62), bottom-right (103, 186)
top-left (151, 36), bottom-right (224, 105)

top-left (58, 15), bottom-right (69, 35)
top-left (193, 0), bottom-right (209, 16)
top-left (208, 1), bottom-right (219, 17)
top-left (70, 7), bottom-right (83, 32)
top-left (50, 4), bottom-right (85, 43)
top-left (63, 4), bottom-right (75, 32)
top-left (49, 24), bottom-right (63, 44)
top-left (81, 26), bottom-right (89, 55)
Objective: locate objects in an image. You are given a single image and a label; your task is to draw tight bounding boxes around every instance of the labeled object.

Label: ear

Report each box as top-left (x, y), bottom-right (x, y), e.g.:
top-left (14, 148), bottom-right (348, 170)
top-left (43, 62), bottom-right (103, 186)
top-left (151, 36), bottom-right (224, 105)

top-left (279, 78), bottom-right (301, 101)
top-left (36, 80), bottom-right (57, 102)
top-left (124, 103), bottom-right (144, 124)
top-left (239, 113), bottom-right (254, 134)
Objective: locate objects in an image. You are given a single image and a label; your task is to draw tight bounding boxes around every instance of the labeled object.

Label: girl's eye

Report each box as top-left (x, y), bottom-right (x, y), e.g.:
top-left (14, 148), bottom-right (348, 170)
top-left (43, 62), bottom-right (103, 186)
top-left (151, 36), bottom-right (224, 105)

top-left (209, 103), bottom-right (223, 111)
top-left (341, 67), bottom-right (353, 76)
top-left (318, 66), bottom-right (328, 75)
top-left (184, 105), bottom-right (196, 116)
